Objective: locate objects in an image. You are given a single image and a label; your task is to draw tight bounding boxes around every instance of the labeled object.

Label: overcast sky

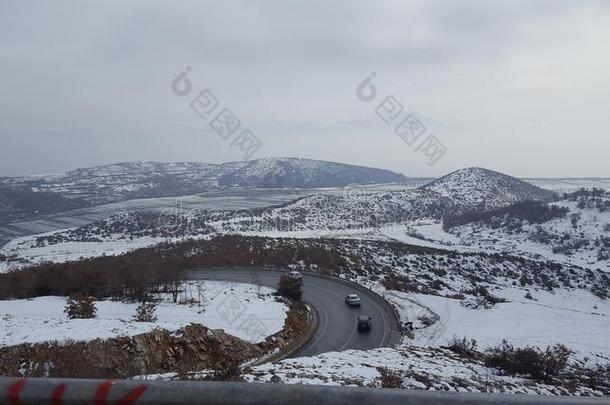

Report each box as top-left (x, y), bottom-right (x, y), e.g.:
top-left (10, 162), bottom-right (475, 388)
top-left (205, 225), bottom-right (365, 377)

top-left (1, 1), bottom-right (609, 178)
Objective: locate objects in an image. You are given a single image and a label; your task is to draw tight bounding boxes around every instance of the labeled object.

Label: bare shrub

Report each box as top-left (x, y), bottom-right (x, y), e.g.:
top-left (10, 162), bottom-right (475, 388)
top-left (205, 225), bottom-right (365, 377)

top-left (133, 301), bottom-right (158, 322)
top-left (64, 293), bottom-right (97, 319)
top-left (378, 367), bottom-right (403, 388)
top-left (462, 285), bottom-right (506, 307)
top-left (592, 284), bottom-right (609, 300)
top-left (581, 364), bottom-right (610, 392)
top-left (484, 340), bottom-right (573, 382)
top-left (277, 275), bottom-right (302, 301)
top-left (446, 336), bottom-right (479, 359)
top-left (382, 273), bottom-right (421, 293)
top-left (202, 354), bottom-right (244, 382)
top-left (417, 315), bottom-right (436, 327)
top-left (445, 293), bottom-right (465, 300)
top-left (541, 344), bottom-right (572, 378)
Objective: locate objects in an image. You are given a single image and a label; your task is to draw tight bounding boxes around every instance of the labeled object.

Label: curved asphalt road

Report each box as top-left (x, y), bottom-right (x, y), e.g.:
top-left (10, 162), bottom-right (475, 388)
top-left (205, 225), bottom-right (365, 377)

top-left (185, 268), bottom-right (397, 357)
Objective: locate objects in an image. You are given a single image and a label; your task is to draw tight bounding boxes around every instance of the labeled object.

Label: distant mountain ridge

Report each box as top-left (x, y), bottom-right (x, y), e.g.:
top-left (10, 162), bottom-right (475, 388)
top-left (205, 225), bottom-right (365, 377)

top-left (2, 158), bottom-right (407, 197)
top-left (0, 158), bottom-right (408, 222)
top-left (217, 157), bottom-right (407, 188)
top-left (24, 166), bottom-right (561, 245)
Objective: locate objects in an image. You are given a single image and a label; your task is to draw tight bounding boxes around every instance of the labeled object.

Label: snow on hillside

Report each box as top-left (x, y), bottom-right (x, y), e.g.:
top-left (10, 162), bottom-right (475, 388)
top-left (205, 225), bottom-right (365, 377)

top-left (3, 163), bottom-right (610, 395)
top-left (529, 178), bottom-right (610, 192)
top-left (422, 168), bottom-right (557, 211)
top-left (0, 280), bottom-right (287, 346)
top-left (0, 158), bottom-right (407, 209)
top-left (241, 347), bottom-right (606, 395)
top-left (4, 232), bottom-right (610, 388)
top-left (210, 189), bottom-right (453, 233)
top-left (0, 226), bottom-right (172, 272)
top-left (0, 161), bottom-right (228, 212)
top-left (449, 199), bottom-right (610, 272)
top-left (0, 188), bottom-right (479, 267)
top-left (0, 168), bottom-right (586, 271)
top-left (143, 346), bottom-right (608, 396)
top-left (167, 167), bottom-right (560, 236)
top-left (403, 288), bottom-right (610, 363)
top-left (217, 157), bottom-right (407, 188)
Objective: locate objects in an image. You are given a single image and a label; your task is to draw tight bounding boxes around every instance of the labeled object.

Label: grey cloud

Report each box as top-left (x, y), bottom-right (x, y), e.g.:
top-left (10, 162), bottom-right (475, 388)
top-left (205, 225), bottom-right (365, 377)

top-left (0, 1), bottom-right (609, 177)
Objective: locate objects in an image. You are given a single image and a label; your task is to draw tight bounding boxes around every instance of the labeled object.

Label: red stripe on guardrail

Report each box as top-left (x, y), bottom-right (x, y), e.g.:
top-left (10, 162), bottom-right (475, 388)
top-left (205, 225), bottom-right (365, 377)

top-left (95, 380), bottom-right (147, 405)
top-left (7, 380), bottom-right (25, 405)
top-left (95, 380), bottom-right (113, 405)
top-left (118, 385), bottom-right (147, 405)
top-left (50, 383), bottom-right (66, 405)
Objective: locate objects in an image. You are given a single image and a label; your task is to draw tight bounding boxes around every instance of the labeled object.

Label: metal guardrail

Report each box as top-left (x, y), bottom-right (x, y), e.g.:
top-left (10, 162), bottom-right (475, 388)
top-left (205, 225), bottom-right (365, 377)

top-left (0, 378), bottom-right (607, 405)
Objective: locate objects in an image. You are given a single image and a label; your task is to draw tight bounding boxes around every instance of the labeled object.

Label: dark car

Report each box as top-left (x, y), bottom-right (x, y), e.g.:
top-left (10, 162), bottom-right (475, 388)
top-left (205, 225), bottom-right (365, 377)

top-left (357, 315), bottom-right (372, 331)
top-left (287, 271), bottom-right (303, 281)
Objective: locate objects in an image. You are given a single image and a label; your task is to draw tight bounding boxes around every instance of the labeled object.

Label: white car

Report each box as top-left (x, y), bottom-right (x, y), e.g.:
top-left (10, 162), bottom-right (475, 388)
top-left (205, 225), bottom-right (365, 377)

top-left (287, 271), bottom-right (303, 280)
top-left (345, 294), bottom-right (361, 307)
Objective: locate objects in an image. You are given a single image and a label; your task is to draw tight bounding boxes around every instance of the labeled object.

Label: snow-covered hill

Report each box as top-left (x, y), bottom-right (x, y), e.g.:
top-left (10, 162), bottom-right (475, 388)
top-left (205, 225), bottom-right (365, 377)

top-left (2, 158), bottom-right (407, 204)
top-left (209, 168), bottom-right (558, 235)
top-left (422, 167), bottom-right (557, 212)
top-left (447, 190), bottom-right (610, 272)
top-left (0, 167), bottom-right (566, 268)
top-left (217, 157), bottom-right (407, 188)
top-left (2, 161), bottom-right (238, 207)
top-left (0, 158), bottom-right (407, 222)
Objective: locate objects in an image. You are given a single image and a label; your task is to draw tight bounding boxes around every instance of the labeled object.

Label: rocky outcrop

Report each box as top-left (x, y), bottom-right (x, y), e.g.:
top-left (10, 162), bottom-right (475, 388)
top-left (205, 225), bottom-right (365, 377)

top-left (0, 303), bottom-right (314, 380)
top-left (257, 303), bottom-right (313, 362)
top-left (0, 324), bottom-right (261, 379)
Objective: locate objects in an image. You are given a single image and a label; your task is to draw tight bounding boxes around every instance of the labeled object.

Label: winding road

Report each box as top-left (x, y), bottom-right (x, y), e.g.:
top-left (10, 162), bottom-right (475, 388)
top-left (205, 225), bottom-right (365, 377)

top-left (185, 268), bottom-right (398, 357)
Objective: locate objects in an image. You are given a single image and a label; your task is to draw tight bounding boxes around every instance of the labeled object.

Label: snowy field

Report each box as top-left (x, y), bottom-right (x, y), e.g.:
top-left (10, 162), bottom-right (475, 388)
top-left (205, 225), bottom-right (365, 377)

top-left (0, 280), bottom-right (288, 346)
top-left (397, 287), bottom-right (610, 363)
top-left (0, 190), bottom-right (315, 248)
top-left (362, 211), bottom-right (610, 273)
top-left (0, 183), bottom-right (425, 248)
top-left (451, 201), bottom-right (610, 271)
top-left (0, 229), bottom-right (197, 272)
top-left (0, 223), bottom-right (440, 272)
top-left (1, 211), bottom-right (605, 273)
top-left (528, 178), bottom-right (610, 192)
